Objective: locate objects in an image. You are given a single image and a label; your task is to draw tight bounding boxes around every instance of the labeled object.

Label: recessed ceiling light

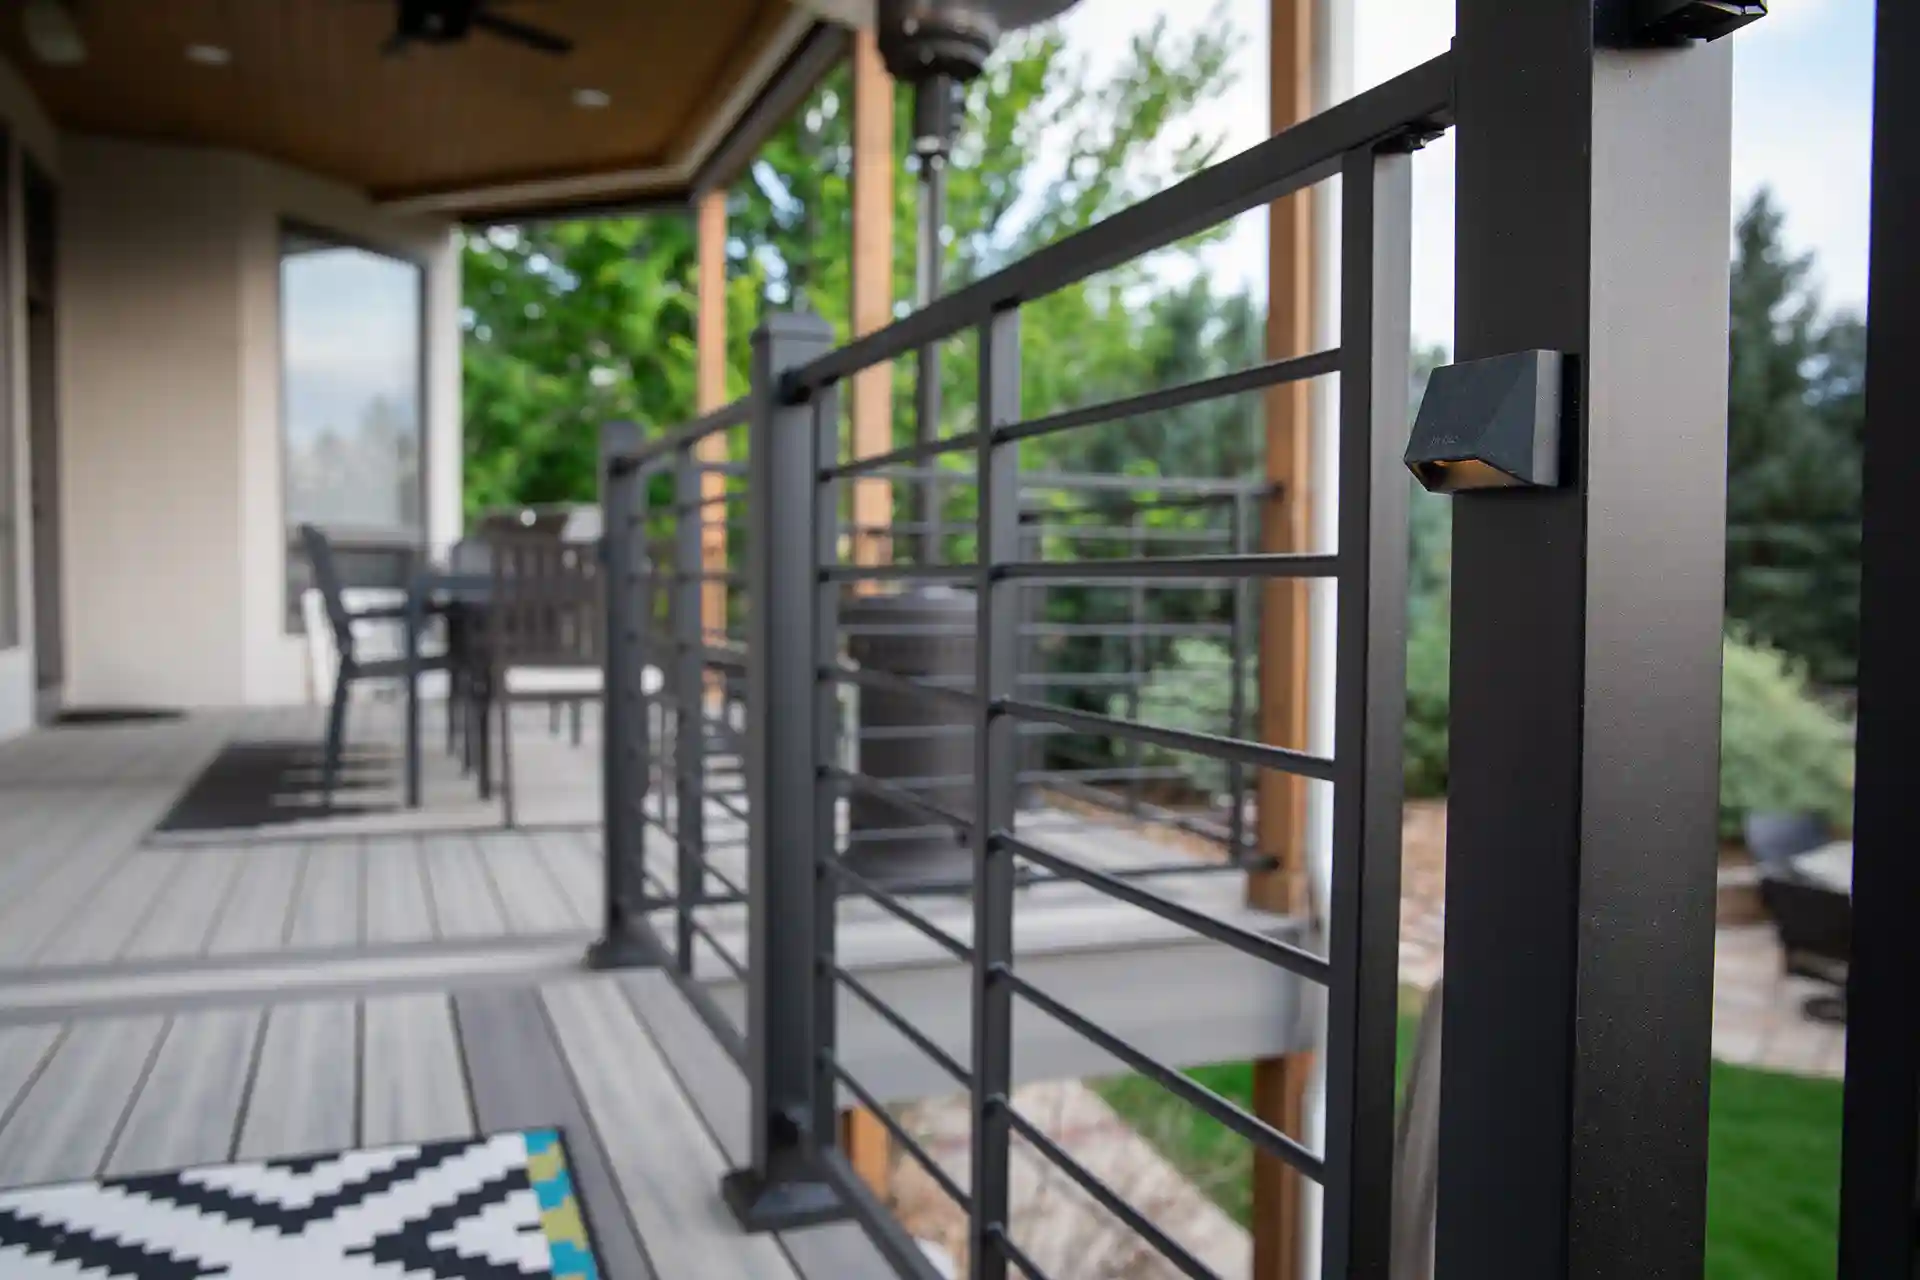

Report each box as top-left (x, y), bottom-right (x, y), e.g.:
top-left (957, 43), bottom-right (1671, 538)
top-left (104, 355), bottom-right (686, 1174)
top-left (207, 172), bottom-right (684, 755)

top-left (572, 88), bottom-right (610, 109)
top-left (186, 43), bottom-right (231, 66)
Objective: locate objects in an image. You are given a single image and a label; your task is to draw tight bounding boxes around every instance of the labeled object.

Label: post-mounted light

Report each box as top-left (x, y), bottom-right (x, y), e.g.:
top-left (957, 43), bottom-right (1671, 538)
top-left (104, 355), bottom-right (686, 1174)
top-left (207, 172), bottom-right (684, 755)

top-left (1405, 349), bottom-right (1567, 494)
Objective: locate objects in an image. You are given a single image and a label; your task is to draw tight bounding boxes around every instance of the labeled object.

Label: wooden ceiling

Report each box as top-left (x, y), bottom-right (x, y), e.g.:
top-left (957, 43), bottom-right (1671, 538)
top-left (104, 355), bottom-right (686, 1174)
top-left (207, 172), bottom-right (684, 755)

top-left (0, 0), bottom-right (810, 215)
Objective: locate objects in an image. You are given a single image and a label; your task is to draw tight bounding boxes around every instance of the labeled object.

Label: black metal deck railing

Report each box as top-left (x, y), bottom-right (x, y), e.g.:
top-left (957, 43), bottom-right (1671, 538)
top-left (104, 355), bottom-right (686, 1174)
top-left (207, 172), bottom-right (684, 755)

top-left (589, 48), bottom-right (1452, 1280)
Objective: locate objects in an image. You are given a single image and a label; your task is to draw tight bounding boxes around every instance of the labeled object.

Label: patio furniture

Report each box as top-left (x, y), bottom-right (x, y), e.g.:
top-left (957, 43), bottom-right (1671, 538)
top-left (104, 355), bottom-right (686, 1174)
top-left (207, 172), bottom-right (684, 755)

top-left (1743, 811), bottom-right (1832, 874)
top-left (298, 524), bottom-right (451, 810)
top-left (1759, 873), bottom-right (1851, 1024)
top-left (473, 531), bottom-right (606, 827)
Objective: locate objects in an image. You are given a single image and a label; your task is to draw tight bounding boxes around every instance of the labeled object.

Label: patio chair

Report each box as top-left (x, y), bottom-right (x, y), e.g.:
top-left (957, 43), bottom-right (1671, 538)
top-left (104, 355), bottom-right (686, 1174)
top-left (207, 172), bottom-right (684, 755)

top-left (1758, 874), bottom-right (1851, 1024)
top-left (477, 531), bottom-right (606, 827)
top-left (298, 524), bottom-right (449, 809)
top-left (1743, 811), bottom-right (1831, 874)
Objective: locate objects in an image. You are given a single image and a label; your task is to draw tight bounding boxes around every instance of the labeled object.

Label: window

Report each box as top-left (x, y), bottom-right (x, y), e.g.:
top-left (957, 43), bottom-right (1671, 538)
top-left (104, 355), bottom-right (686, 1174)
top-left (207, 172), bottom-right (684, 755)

top-left (281, 228), bottom-right (425, 629)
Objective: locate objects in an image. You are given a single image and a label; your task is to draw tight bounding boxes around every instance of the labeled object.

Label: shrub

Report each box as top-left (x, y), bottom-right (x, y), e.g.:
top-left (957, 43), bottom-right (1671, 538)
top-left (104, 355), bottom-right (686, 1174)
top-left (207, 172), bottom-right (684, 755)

top-left (1719, 631), bottom-right (1854, 842)
top-left (1403, 606), bottom-right (1450, 799)
top-left (1121, 638), bottom-right (1251, 798)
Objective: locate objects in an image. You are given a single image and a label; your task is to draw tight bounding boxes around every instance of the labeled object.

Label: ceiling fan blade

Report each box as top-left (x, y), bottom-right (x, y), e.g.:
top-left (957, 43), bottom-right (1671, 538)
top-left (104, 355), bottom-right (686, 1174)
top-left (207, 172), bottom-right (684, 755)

top-left (471, 10), bottom-right (573, 54)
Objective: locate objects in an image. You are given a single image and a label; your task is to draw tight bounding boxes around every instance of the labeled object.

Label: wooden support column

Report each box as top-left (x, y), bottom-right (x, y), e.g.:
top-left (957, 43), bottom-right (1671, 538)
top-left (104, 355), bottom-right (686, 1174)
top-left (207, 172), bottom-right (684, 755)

top-left (838, 25), bottom-right (898, 1202)
top-left (1252, 0), bottom-right (1316, 1276)
top-left (848, 28), bottom-right (897, 576)
top-left (695, 189), bottom-right (730, 653)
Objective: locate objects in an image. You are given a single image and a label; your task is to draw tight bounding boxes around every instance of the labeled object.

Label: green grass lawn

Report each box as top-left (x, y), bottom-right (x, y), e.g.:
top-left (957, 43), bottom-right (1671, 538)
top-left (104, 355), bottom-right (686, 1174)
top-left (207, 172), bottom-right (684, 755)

top-left (1095, 1018), bottom-right (1843, 1277)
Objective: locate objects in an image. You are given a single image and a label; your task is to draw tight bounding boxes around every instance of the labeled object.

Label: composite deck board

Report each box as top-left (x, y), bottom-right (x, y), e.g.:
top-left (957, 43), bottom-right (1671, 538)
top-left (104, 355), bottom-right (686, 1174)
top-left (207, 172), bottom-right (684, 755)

top-left (531, 828), bottom-right (603, 926)
top-left (360, 992), bottom-right (471, 1146)
top-left (0, 1015), bottom-right (165, 1183)
top-left (423, 834), bottom-right (512, 939)
top-left (287, 841), bottom-right (365, 950)
top-left (120, 845), bottom-right (248, 961)
top-left (205, 844), bottom-right (306, 956)
top-left (363, 836), bottom-right (438, 945)
top-left (477, 831), bottom-right (586, 934)
top-left (238, 999), bottom-right (357, 1159)
top-left (36, 845), bottom-right (189, 968)
top-left (0, 797), bottom-right (156, 966)
top-left (0, 1025), bottom-right (60, 1128)
top-left (454, 986), bottom-right (657, 1280)
top-left (618, 975), bottom-right (896, 1280)
top-left (543, 977), bottom-right (800, 1280)
top-left (105, 1007), bottom-right (261, 1175)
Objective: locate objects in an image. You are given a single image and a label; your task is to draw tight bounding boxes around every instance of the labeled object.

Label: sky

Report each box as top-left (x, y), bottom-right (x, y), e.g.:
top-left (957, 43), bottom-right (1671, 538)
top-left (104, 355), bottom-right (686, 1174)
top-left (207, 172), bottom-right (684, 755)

top-left (1055, 0), bottom-right (1878, 347)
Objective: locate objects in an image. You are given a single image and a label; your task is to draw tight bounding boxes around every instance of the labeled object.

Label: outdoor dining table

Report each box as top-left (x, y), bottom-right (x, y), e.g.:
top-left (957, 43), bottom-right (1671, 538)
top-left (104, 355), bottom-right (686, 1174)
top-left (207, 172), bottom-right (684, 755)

top-left (403, 567), bottom-right (491, 808)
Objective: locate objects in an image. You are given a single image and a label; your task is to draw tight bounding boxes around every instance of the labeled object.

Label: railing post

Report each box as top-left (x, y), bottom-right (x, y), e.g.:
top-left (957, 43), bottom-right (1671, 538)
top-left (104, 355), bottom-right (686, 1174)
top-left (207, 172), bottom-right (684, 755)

top-left (672, 441), bottom-right (707, 973)
top-left (1437, 6), bottom-right (1735, 1276)
top-left (970, 305), bottom-right (1021, 1280)
top-left (722, 310), bottom-right (845, 1232)
top-left (587, 420), bottom-right (661, 970)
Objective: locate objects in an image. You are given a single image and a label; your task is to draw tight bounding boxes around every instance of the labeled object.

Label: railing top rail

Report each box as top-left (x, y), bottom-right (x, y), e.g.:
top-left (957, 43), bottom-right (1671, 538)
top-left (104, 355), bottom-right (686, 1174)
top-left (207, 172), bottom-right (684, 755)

top-left (607, 395), bottom-right (752, 473)
top-left (788, 51), bottom-right (1453, 393)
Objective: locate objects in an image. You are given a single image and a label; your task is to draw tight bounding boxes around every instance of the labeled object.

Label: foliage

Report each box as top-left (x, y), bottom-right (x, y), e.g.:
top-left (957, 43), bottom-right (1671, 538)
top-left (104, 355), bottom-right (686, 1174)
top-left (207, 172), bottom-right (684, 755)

top-left (1403, 604), bottom-right (1451, 799)
top-left (1097, 1037), bottom-right (1844, 1278)
top-left (1719, 630), bottom-right (1855, 842)
top-left (1121, 639), bottom-right (1253, 797)
top-left (1726, 190), bottom-right (1865, 688)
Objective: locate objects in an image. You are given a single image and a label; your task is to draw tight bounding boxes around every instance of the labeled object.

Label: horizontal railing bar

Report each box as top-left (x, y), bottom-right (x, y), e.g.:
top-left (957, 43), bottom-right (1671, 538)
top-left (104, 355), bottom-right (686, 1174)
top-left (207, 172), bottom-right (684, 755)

top-left (998, 1102), bottom-right (1222, 1280)
top-left (872, 765), bottom-right (1188, 791)
top-left (998, 348), bottom-right (1339, 447)
top-left (1019, 622), bottom-right (1233, 638)
top-left (824, 767), bottom-right (975, 838)
top-left (695, 856), bottom-right (746, 901)
top-left (816, 1151), bottom-right (951, 1280)
top-left (830, 963), bottom-right (974, 1088)
top-left (999, 698), bottom-right (1336, 782)
top-left (788, 52), bottom-right (1452, 388)
top-left (1016, 671), bottom-right (1151, 688)
top-left (823, 1055), bottom-right (973, 1211)
top-left (707, 791), bottom-right (749, 824)
top-left (617, 398), bottom-right (751, 469)
top-left (995, 553), bottom-right (1338, 584)
top-left (825, 430), bottom-right (982, 480)
top-left (1000, 967), bottom-right (1326, 1182)
top-left (687, 915), bottom-right (748, 981)
top-left (1035, 775), bottom-right (1258, 858)
top-left (818, 562), bottom-right (979, 584)
top-left (822, 852), bottom-right (975, 962)
top-left (699, 460), bottom-right (749, 476)
top-left (824, 663), bottom-right (978, 714)
top-left (1020, 524), bottom-right (1236, 543)
top-left (987, 1223), bottom-right (1051, 1280)
top-left (629, 917), bottom-right (747, 1065)
top-left (999, 834), bottom-right (1330, 984)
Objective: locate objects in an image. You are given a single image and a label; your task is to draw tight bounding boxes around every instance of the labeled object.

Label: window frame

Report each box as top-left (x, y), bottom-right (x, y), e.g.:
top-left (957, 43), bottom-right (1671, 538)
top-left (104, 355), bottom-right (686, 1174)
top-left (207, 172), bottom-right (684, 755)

top-left (278, 220), bottom-right (430, 633)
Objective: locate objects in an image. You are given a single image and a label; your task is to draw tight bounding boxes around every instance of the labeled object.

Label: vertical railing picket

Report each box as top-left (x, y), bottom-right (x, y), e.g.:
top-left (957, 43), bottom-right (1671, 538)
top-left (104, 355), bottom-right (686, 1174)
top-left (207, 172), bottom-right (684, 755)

top-left (673, 441), bottom-right (707, 973)
top-left (722, 312), bottom-right (845, 1231)
top-left (587, 420), bottom-right (660, 970)
top-left (970, 306), bottom-right (1022, 1279)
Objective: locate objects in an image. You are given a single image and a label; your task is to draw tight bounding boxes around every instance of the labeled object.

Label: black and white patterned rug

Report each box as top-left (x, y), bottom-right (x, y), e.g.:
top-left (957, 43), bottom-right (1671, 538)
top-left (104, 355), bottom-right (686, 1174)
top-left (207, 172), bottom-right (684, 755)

top-left (0, 1128), bottom-right (602, 1278)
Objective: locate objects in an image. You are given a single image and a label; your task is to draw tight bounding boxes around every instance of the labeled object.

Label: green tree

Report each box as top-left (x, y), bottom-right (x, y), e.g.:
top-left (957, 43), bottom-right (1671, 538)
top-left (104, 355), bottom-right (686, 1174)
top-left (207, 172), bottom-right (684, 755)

top-left (1725, 189), bottom-right (1864, 687)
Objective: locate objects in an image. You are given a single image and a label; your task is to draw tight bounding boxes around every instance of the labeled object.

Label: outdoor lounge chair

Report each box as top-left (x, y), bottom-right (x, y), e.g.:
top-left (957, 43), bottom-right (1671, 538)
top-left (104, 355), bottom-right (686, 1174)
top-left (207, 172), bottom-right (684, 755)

top-left (1759, 873), bottom-right (1851, 1024)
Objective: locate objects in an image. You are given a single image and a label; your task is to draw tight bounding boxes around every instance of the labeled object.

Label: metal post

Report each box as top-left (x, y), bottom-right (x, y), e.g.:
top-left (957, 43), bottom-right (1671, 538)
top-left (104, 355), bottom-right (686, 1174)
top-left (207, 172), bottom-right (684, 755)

top-left (1227, 488), bottom-right (1251, 859)
top-left (1436, 5), bottom-right (1734, 1277)
top-left (914, 158), bottom-right (947, 567)
top-left (1127, 508), bottom-right (1147, 816)
top-left (1839, 1), bottom-right (1920, 1270)
top-left (672, 443), bottom-right (707, 974)
top-left (970, 305), bottom-right (1021, 1280)
top-left (722, 311), bottom-right (845, 1232)
top-left (1319, 141), bottom-right (1411, 1280)
top-left (809, 379), bottom-right (846, 1178)
top-left (586, 421), bottom-right (660, 970)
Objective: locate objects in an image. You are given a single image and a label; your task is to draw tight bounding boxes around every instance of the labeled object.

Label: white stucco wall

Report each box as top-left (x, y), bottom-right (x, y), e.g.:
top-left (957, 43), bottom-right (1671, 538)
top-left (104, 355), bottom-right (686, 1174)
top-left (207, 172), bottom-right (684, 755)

top-left (54, 135), bottom-right (460, 713)
top-left (0, 56), bottom-right (56, 742)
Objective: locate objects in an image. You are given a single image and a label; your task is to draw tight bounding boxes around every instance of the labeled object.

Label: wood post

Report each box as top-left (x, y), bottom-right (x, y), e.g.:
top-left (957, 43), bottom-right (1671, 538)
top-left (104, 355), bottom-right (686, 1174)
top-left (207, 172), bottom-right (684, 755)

top-left (695, 189), bottom-right (730, 654)
top-left (849, 28), bottom-right (897, 576)
top-left (841, 26), bottom-right (899, 1201)
top-left (1252, 0), bottom-right (1317, 1276)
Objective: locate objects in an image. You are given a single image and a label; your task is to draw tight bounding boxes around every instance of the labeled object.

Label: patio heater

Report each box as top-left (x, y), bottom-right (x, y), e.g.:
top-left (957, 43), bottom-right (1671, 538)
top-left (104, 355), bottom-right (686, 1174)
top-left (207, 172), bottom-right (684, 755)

top-left (829, 0), bottom-right (1081, 887)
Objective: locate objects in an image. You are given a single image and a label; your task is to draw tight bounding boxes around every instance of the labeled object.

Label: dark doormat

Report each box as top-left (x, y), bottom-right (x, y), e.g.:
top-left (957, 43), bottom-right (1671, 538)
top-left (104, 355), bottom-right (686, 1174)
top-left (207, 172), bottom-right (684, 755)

top-left (53, 706), bottom-right (185, 727)
top-left (155, 740), bottom-right (397, 833)
top-left (0, 1126), bottom-right (604, 1278)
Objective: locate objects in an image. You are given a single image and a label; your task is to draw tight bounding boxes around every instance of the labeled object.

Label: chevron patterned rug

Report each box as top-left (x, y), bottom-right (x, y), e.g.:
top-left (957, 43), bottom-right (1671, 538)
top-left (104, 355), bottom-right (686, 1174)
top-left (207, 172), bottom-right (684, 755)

top-left (0, 1127), bottom-right (602, 1278)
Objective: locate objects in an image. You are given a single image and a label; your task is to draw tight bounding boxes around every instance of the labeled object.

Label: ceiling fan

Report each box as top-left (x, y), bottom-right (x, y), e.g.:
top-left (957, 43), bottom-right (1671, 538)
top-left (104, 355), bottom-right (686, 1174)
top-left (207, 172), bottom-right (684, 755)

top-left (381, 0), bottom-right (573, 57)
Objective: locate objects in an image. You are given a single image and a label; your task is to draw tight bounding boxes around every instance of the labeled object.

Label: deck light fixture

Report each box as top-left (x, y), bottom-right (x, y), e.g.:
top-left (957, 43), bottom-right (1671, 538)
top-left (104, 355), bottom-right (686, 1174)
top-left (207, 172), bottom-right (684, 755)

top-left (571, 87), bottom-right (610, 109)
top-left (186, 44), bottom-right (232, 66)
top-left (1405, 350), bottom-right (1567, 494)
